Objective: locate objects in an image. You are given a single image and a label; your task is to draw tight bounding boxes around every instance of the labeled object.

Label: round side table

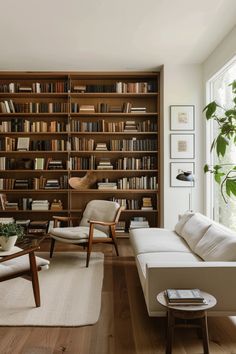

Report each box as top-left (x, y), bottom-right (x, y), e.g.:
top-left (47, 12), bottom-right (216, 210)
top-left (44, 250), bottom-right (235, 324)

top-left (157, 290), bottom-right (217, 354)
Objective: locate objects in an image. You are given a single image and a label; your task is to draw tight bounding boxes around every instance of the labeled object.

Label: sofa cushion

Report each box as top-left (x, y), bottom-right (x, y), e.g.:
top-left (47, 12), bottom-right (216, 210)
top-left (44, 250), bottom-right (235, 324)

top-left (136, 252), bottom-right (202, 288)
top-left (175, 211), bottom-right (194, 235)
top-left (129, 228), bottom-right (192, 256)
top-left (195, 224), bottom-right (236, 261)
top-left (180, 213), bottom-right (212, 251)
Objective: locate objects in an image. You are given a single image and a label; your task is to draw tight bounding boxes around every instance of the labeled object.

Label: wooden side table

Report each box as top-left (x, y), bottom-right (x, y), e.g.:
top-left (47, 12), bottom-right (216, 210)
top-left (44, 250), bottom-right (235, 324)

top-left (157, 291), bottom-right (217, 354)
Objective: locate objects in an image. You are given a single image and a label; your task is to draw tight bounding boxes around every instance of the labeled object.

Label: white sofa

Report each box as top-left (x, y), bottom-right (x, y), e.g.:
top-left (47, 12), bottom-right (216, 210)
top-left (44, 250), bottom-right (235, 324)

top-left (130, 212), bottom-right (236, 317)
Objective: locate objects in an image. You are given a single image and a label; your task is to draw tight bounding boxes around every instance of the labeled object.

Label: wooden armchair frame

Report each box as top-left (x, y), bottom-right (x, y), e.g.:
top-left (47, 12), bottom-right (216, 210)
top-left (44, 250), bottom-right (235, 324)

top-left (50, 205), bottom-right (123, 267)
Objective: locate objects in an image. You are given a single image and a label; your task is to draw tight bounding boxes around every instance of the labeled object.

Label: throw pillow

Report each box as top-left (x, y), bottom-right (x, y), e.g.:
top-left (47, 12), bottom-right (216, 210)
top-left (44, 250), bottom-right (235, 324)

top-left (175, 211), bottom-right (194, 235)
top-left (194, 223), bottom-right (236, 261)
top-left (180, 213), bottom-right (212, 250)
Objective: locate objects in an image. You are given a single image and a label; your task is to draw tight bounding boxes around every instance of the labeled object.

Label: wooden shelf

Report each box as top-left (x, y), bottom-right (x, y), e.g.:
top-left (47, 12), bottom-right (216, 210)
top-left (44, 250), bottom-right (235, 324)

top-left (0, 71), bottom-right (161, 229)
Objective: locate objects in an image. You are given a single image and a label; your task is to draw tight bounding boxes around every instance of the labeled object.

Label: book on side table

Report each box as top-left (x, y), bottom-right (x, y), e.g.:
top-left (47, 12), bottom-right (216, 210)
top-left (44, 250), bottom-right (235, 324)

top-left (165, 289), bottom-right (207, 305)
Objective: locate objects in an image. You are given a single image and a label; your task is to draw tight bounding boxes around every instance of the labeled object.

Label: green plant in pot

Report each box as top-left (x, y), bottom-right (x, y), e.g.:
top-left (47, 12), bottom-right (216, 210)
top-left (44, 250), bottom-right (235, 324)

top-left (203, 80), bottom-right (236, 203)
top-left (0, 223), bottom-right (24, 251)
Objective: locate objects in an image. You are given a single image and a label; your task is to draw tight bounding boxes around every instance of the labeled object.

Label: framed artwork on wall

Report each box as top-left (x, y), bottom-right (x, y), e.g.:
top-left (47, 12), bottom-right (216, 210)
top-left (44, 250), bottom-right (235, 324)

top-left (170, 133), bottom-right (195, 159)
top-left (170, 162), bottom-right (195, 187)
top-left (170, 105), bottom-right (195, 131)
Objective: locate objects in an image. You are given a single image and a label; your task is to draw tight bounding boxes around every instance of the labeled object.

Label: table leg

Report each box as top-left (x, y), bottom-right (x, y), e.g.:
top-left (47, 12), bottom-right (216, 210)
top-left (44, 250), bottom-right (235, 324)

top-left (201, 313), bottom-right (209, 354)
top-left (29, 251), bottom-right (41, 307)
top-left (166, 309), bottom-right (174, 354)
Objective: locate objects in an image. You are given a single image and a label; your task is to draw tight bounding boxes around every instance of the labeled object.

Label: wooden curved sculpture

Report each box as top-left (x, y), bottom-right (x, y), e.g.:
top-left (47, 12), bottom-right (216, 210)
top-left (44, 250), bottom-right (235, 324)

top-left (69, 171), bottom-right (97, 189)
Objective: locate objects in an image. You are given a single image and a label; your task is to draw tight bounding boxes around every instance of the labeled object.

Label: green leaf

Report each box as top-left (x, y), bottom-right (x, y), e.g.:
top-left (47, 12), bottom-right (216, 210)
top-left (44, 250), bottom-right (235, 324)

top-left (225, 179), bottom-right (236, 197)
top-left (214, 172), bottom-right (224, 184)
top-left (216, 135), bottom-right (228, 157)
top-left (225, 109), bottom-right (236, 117)
top-left (204, 164), bottom-right (209, 173)
top-left (203, 102), bottom-right (218, 120)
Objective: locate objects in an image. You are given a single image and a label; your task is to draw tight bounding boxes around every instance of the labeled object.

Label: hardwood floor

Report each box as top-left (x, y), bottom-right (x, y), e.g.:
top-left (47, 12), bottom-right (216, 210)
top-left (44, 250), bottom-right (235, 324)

top-left (0, 239), bottom-right (236, 354)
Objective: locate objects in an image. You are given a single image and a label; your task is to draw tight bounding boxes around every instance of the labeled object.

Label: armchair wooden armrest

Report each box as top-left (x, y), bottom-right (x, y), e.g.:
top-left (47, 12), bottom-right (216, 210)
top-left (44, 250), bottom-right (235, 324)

top-left (0, 245), bottom-right (39, 263)
top-left (89, 219), bottom-right (116, 227)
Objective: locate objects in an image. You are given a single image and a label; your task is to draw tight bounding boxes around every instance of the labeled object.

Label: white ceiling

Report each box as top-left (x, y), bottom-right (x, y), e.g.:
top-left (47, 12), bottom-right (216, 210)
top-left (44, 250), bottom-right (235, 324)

top-left (0, 0), bottom-right (236, 71)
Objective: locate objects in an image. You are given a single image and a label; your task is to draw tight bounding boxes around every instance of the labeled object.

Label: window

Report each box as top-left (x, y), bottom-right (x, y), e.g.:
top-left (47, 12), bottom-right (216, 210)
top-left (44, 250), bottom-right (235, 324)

top-left (206, 57), bottom-right (236, 230)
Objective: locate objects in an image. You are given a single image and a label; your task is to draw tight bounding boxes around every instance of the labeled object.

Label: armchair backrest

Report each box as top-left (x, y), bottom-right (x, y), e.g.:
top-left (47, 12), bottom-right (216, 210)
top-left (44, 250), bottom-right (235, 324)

top-left (79, 200), bottom-right (121, 234)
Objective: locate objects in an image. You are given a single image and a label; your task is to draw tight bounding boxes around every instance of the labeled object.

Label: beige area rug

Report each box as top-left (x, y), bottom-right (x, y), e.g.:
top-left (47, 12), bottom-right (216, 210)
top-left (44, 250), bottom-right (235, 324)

top-left (0, 252), bottom-right (104, 327)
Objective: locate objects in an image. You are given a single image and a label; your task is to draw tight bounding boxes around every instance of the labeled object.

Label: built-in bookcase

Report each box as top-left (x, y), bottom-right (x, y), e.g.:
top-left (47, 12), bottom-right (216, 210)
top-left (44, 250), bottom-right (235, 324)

top-left (0, 71), bottom-right (161, 236)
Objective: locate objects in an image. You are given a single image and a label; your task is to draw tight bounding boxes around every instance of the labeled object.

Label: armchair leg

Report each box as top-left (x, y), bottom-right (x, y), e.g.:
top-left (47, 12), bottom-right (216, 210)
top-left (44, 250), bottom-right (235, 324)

top-left (110, 226), bottom-right (119, 256)
top-left (86, 224), bottom-right (94, 267)
top-left (50, 238), bottom-right (55, 258)
top-left (29, 251), bottom-right (40, 307)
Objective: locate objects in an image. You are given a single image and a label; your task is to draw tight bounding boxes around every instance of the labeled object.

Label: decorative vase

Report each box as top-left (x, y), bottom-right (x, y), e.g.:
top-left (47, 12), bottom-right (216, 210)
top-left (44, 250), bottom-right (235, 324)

top-left (0, 235), bottom-right (18, 251)
top-left (69, 171), bottom-right (97, 190)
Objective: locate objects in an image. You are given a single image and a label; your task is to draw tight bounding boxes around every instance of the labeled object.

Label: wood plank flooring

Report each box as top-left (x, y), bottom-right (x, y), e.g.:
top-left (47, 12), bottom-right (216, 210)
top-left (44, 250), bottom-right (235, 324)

top-left (0, 239), bottom-right (236, 354)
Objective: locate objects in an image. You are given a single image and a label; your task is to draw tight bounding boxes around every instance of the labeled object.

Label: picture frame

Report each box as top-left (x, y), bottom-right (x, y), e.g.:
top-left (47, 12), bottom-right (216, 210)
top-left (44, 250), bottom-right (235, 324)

top-left (170, 133), bottom-right (195, 159)
top-left (170, 162), bottom-right (195, 187)
top-left (170, 105), bottom-right (195, 131)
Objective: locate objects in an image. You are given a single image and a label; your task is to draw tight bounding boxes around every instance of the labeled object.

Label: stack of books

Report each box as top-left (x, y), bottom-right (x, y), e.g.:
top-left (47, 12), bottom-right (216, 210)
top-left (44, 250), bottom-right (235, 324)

top-left (141, 197), bottom-right (153, 210)
top-left (129, 217), bottom-right (149, 229)
top-left (47, 159), bottom-right (64, 170)
top-left (115, 221), bottom-right (126, 233)
top-left (97, 158), bottom-right (113, 170)
top-left (97, 181), bottom-right (117, 190)
top-left (31, 200), bottom-right (49, 210)
top-left (95, 143), bottom-right (108, 151)
top-left (44, 179), bottom-right (60, 189)
top-left (4, 201), bottom-right (18, 210)
top-left (79, 105), bottom-right (95, 113)
top-left (124, 120), bottom-right (138, 132)
top-left (14, 179), bottom-right (29, 189)
top-left (131, 106), bottom-right (147, 114)
top-left (28, 220), bottom-right (49, 235)
top-left (165, 289), bottom-right (207, 305)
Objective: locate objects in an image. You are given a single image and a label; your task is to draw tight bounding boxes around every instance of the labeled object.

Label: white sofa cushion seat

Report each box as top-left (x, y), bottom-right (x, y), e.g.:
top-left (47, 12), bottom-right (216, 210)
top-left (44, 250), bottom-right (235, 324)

top-left (50, 226), bottom-right (108, 243)
top-left (0, 254), bottom-right (49, 278)
top-left (180, 212), bottom-right (212, 250)
top-left (195, 224), bottom-right (236, 261)
top-left (136, 251), bottom-right (202, 290)
top-left (130, 228), bottom-right (192, 256)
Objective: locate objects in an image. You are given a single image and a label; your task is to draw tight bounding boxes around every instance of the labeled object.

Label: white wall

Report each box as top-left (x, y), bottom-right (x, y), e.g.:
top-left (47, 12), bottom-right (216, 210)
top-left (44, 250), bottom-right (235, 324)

top-left (203, 26), bottom-right (236, 82)
top-left (163, 64), bottom-right (204, 228)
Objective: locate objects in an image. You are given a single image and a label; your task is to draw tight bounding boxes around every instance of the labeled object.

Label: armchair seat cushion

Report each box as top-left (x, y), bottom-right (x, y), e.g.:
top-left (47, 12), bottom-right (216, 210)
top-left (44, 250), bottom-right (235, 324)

top-left (0, 255), bottom-right (49, 278)
top-left (50, 226), bottom-right (108, 242)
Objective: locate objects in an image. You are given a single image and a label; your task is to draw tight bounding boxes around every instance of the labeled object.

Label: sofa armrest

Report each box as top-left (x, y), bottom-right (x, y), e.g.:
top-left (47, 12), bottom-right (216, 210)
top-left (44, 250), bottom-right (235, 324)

top-left (145, 262), bottom-right (236, 316)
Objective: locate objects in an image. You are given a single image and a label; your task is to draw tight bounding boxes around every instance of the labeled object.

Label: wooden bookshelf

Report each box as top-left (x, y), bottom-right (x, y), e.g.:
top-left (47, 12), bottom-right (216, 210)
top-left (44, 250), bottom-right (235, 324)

top-left (0, 71), bottom-right (161, 236)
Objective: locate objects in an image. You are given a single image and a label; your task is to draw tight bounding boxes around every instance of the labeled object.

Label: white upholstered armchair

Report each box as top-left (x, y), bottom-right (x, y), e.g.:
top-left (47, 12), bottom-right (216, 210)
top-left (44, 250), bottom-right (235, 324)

top-left (50, 200), bottom-right (123, 267)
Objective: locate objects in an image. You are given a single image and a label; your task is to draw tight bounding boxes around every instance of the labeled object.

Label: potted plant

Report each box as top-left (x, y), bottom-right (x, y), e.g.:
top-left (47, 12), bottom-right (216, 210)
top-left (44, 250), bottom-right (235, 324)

top-left (0, 223), bottom-right (24, 251)
top-left (203, 80), bottom-right (236, 203)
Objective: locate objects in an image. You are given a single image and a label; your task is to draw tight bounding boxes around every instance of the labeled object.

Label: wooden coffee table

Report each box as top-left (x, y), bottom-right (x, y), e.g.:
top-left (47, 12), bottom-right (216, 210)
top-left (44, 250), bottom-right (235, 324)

top-left (157, 290), bottom-right (217, 354)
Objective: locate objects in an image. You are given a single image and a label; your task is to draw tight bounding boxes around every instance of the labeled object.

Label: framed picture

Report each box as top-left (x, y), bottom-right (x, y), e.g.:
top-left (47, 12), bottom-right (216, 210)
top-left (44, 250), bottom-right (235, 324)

top-left (170, 162), bottom-right (195, 187)
top-left (170, 133), bottom-right (195, 159)
top-left (170, 105), bottom-right (195, 131)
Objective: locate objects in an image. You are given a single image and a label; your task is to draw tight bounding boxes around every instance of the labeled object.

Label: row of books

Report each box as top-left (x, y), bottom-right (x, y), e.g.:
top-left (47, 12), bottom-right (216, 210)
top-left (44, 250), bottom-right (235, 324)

top-left (0, 81), bottom-right (157, 95)
top-left (1, 137), bottom-right (68, 152)
top-left (0, 119), bottom-right (68, 133)
top-left (70, 103), bottom-right (148, 114)
top-left (0, 81), bottom-right (69, 93)
top-left (70, 119), bottom-right (157, 133)
top-left (117, 176), bottom-right (157, 190)
top-left (72, 81), bottom-right (156, 93)
top-left (0, 157), bottom-right (66, 171)
top-left (0, 195), bottom-right (64, 211)
top-left (116, 156), bottom-right (156, 170)
top-left (0, 176), bottom-right (68, 190)
top-left (0, 100), bottom-right (67, 113)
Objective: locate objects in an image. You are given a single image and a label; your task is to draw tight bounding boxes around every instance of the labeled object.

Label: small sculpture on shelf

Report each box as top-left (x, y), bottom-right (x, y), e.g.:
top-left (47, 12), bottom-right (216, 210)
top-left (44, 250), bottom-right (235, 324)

top-left (69, 171), bottom-right (97, 190)
top-left (50, 199), bottom-right (63, 211)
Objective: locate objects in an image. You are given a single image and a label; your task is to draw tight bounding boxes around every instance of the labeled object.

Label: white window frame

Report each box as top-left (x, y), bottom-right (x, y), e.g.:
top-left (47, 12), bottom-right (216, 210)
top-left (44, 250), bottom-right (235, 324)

top-left (205, 56), bottom-right (236, 219)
